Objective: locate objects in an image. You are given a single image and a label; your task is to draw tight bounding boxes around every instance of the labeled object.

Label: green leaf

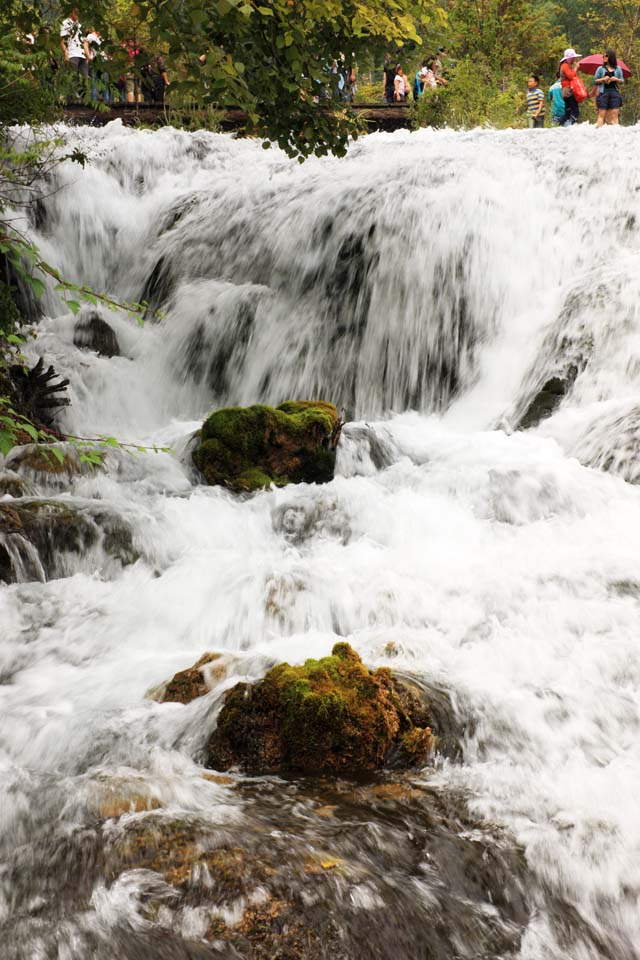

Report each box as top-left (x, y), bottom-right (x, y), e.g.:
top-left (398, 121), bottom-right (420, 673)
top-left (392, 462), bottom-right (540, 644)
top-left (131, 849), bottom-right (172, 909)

top-left (30, 278), bottom-right (46, 298)
top-left (66, 300), bottom-right (81, 315)
top-left (21, 423), bottom-right (40, 443)
top-left (0, 430), bottom-right (15, 457)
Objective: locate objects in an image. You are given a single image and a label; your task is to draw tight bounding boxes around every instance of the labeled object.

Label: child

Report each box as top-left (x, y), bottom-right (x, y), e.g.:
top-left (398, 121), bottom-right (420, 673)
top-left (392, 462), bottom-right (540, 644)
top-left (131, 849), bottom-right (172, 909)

top-left (526, 75), bottom-right (545, 128)
top-left (548, 72), bottom-right (565, 125)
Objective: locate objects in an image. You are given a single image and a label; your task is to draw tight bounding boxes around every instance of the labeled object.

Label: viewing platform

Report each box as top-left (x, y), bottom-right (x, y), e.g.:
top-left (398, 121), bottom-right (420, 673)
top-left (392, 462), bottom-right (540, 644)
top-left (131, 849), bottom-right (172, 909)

top-left (62, 102), bottom-right (413, 133)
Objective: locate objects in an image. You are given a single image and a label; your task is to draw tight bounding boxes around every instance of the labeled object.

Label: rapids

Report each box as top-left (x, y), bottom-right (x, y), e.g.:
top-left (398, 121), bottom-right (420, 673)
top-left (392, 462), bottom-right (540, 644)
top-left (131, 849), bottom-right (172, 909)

top-left (2, 121), bottom-right (640, 958)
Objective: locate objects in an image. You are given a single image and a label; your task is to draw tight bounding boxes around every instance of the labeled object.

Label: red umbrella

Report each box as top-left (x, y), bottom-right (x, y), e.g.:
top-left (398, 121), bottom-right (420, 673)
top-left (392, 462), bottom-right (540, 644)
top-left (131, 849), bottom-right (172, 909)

top-left (578, 54), bottom-right (631, 78)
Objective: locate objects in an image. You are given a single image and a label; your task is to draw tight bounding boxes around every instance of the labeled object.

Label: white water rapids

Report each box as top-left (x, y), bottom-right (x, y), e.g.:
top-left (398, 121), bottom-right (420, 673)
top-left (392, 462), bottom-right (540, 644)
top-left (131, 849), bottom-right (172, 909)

top-left (2, 121), bottom-right (640, 959)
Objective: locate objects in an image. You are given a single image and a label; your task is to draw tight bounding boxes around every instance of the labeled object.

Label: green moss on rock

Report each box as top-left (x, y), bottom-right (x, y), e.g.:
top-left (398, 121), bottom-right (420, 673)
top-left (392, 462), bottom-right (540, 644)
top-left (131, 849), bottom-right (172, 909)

top-left (206, 643), bottom-right (435, 775)
top-left (192, 401), bottom-right (341, 492)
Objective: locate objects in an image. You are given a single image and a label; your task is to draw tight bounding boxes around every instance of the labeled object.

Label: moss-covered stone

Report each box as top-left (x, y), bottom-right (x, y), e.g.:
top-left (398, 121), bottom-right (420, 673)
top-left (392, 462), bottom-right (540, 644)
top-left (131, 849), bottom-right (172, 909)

top-left (192, 401), bottom-right (342, 492)
top-left (152, 652), bottom-right (228, 704)
top-left (206, 642), bottom-right (436, 775)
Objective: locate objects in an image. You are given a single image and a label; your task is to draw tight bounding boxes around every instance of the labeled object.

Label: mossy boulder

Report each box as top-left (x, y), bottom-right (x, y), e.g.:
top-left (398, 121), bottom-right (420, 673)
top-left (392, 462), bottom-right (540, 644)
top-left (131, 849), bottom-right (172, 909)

top-left (206, 643), bottom-right (436, 775)
top-left (192, 401), bottom-right (342, 492)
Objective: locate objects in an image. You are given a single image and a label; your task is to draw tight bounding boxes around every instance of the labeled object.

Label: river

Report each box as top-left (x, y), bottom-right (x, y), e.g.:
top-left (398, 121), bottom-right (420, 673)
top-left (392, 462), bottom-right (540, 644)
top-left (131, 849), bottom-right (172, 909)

top-left (1, 121), bottom-right (640, 959)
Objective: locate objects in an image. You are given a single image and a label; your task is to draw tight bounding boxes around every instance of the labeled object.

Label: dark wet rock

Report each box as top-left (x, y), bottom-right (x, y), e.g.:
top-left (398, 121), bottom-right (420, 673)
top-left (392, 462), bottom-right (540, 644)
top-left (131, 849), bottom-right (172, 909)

top-left (516, 375), bottom-right (574, 430)
top-left (73, 312), bottom-right (121, 358)
top-left (141, 255), bottom-right (174, 319)
top-left (192, 401), bottom-right (342, 493)
top-left (511, 293), bottom-right (596, 431)
top-left (0, 499), bottom-right (137, 583)
top-left (206, 643), bottom-right (450, 776)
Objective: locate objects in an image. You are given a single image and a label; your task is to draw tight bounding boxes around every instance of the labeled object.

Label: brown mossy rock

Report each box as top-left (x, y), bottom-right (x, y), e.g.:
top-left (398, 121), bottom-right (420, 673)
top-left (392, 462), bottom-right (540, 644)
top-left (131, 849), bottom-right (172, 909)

top-left (192, 401), bottom-right (342, 492)
top-left (149, 652), bottom-right (237, 704)
top-left (206, 643), bottom-right (435, 775)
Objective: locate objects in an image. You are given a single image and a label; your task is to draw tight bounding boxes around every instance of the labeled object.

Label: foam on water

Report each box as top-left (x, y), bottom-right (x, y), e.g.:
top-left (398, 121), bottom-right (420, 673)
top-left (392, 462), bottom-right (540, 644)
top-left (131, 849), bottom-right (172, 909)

top-left (2, 121), bottom-right (640, 958)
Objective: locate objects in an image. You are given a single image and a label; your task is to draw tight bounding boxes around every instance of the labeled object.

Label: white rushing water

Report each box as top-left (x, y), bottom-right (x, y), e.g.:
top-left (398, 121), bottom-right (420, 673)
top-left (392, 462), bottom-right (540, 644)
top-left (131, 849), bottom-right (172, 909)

top-left (2, 121), bottom-right (640, 958)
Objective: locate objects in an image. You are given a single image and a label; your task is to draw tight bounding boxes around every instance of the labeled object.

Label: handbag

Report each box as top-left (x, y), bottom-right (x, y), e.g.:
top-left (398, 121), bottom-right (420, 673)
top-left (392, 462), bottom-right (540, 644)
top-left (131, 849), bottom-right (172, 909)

top-left (571, 76), bottom-right (588, 103)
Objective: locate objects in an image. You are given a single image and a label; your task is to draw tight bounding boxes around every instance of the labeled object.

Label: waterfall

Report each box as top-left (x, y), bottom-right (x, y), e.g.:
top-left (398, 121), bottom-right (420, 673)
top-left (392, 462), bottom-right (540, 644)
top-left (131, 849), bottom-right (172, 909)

top-left (2, 122), bottom-right (640, 959)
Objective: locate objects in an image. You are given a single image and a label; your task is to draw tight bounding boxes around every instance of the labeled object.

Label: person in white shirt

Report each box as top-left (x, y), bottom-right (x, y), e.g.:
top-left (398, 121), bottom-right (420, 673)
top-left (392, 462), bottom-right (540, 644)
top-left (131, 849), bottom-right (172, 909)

top-left (60, 8), bottom-right (88, 79)
top-left (394, 66), bottom-right (407, 102)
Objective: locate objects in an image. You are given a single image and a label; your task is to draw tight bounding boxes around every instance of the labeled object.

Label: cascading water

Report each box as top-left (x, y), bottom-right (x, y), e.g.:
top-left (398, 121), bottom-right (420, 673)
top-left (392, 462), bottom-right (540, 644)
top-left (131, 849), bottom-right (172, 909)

top-left (2, 120), bottom-right (640, 959)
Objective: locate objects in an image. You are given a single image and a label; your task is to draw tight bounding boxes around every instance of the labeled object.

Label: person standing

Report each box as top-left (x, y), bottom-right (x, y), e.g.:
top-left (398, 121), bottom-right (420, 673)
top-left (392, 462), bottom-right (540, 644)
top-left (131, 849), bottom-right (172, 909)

top-left (144, 54), bottom-right (170, 104)
top-left (59, 8), bottom-right (88, 82)
top-left (433, 47), bottom-right (447, 83)
top-left (413, 61), bottom-right (426, 101)
top-left (594, 49), bottom-right (624, 126)
top-left (548, 72), bottom-right (565, 125)
top-left (394, 66), bottom-right (407, 102)
top-left (84, 28), bottom-right (109, 102)
top-left (382, 54), bottom-right (397, 105)
top-left (559, 47), bottom-right (582, 126)
top-left (526, 75), bottom-right (545, 128)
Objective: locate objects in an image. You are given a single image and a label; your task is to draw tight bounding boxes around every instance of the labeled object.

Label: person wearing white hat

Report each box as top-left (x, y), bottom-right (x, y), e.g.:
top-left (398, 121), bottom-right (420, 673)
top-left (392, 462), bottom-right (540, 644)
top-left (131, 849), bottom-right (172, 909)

top-left (559, 47), bottom-right (582, 125)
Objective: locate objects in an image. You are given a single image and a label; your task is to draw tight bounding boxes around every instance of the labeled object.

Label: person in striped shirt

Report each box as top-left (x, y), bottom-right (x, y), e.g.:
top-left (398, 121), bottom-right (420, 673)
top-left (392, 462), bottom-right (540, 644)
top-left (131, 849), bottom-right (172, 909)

top-left (526, 75), bottom-right (545, 128)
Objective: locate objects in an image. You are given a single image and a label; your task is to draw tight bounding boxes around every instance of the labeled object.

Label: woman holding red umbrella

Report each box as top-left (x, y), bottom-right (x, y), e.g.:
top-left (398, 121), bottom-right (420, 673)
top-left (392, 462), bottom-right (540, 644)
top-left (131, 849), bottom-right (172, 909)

top-left (594, 50), bottom-right (625, 126)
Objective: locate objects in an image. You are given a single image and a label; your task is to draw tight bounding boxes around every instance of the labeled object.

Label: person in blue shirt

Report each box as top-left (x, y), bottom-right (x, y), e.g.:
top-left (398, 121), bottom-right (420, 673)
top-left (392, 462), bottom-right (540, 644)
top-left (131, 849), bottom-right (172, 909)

top-left (548, 72), bottom-right (565, 125)
top-left (594, 49), bottom-right (624, 126)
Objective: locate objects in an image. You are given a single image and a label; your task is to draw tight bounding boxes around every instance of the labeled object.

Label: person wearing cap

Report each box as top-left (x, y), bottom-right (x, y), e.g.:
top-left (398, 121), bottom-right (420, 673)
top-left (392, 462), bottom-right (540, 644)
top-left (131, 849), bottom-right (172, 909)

top-left (559, 47), bottom-right (581, 125)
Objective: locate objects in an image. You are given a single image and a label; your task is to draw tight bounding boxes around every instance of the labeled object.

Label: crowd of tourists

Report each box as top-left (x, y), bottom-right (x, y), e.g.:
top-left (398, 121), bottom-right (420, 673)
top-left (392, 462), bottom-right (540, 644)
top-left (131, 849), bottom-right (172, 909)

top-left (526, 47), bottom-right (625, 128)
top-left (382, 44), bottom-right (628, 129)
top-left (383, 49), bottom-right (449, 104)
top-left (59, 8), bottom-right (169, 104)
top-left (51, 11), bottom-right (633, 128)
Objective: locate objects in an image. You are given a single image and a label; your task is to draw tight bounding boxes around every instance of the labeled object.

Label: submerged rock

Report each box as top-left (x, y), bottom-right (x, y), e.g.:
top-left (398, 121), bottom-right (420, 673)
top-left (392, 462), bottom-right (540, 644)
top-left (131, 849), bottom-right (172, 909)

top-left (192, 401), bottom-right (342, 492)
top-left (4, 443), bottom-right (104, 488)
top-left (206, 643), bottom-right (440, 775)
top-left (71, 776), bottom-right (529, 960)
top-left (565, 401), bottom-right (640, 484)
top-left (73, 312), bottom-right (121, 358)
top-left (0, 499), bottom-right (137, 583)
top-left (0, 471), bottom-right (34, 498)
